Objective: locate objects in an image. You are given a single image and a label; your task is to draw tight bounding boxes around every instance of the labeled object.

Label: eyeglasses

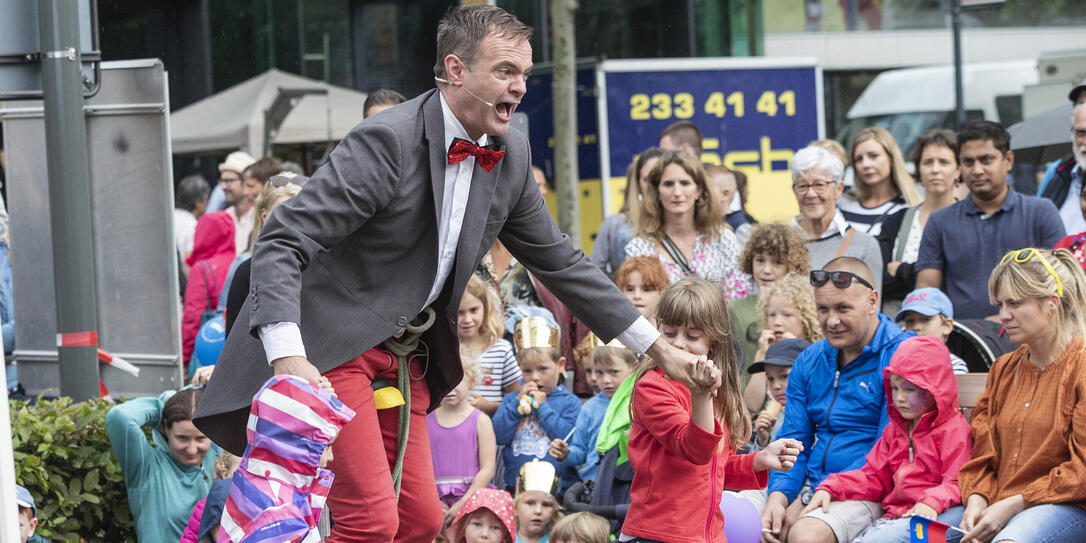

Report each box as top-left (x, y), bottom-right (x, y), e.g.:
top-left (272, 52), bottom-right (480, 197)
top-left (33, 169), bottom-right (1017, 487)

top-left (218, 175), bottom-right (242, 184)
top-left (1000, 248), bottom-right (1063, 297)
top-left (1071, 128), bottom-right (1086, 139)
top-left (793, 181), bottom-right (834, 194)
top-left (810, 270), bottom-right (874, 290)
top-left (269, 174), bottom-right (309, 188)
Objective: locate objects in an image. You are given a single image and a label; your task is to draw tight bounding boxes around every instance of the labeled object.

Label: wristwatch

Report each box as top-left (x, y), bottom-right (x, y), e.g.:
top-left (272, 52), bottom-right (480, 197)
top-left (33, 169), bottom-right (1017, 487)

top-left (800, 489), bottom-right (814, 506)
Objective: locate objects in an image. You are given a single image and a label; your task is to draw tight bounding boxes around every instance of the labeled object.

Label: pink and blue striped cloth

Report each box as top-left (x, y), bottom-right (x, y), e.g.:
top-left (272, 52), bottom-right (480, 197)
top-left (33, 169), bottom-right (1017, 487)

top-left (218, 375), bottom-right (355, 543)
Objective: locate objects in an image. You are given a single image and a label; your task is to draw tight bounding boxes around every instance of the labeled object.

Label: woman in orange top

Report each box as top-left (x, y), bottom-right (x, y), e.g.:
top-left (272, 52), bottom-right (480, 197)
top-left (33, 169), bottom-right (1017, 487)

top-left (958, 247), bottom-right (1086, 543)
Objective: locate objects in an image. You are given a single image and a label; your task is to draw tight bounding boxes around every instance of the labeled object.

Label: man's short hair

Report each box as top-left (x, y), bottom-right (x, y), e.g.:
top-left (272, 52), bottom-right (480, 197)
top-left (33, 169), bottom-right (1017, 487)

top-left (658, 120), bottom-right (703, 156)
top-left (243, 156), bottom-right (284, 185)
top-left (822, 256), bottom-right (875, 287)
top-left (176, 174), bottom-right (210, 212)
top-left (433, 5), bottom-right (533, 80)
top-left (364, 89), bottom-right (406, 118)
top-left (958, 120), bottom-right (1010, 155)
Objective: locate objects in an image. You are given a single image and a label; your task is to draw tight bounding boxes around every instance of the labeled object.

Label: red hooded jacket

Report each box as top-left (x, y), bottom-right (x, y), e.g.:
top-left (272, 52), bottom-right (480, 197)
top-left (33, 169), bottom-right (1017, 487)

top-left (182, 211), bottom-right (236, 363)
top-left (817, 336), bottom-right (972, 518)
top-left (624, 368), bottom-right (767, 543)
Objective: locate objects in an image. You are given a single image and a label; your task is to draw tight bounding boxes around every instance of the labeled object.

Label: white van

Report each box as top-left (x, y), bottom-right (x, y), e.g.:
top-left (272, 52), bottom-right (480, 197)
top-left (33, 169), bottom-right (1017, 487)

top-left (837, 61), bottom-right (1038, 158)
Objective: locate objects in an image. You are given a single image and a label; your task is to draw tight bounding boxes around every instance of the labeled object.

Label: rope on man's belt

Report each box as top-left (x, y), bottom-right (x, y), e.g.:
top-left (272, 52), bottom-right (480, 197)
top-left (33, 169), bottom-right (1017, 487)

top-left (382, 307), bottom-right (436, 498)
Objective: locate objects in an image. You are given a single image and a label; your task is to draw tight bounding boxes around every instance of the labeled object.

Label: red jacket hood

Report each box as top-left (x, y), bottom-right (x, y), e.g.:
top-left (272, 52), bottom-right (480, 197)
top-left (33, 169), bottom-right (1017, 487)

top-left (187, 211), bottom-right (235, 267)
top-left (883, 336), bottom-right (960, 432)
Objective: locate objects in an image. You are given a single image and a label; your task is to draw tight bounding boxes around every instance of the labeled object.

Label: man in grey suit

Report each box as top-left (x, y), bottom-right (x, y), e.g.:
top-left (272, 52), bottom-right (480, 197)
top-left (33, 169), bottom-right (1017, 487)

top-left (194, 5), bottom-right (716, 542)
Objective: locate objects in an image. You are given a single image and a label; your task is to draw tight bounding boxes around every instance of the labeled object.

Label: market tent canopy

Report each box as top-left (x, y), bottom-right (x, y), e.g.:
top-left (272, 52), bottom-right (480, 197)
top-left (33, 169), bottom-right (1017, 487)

top-left (170, 69), bottom-right (369, 155)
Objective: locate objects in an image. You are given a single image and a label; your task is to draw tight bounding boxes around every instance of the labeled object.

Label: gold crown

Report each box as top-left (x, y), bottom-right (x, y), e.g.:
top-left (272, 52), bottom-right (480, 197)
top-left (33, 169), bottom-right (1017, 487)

top-left (517, 459), bottom-right (558, 497)
top-left (513, 316), bottom-right (559, 351)
top-left (581, 332), bottom-right (624, 350)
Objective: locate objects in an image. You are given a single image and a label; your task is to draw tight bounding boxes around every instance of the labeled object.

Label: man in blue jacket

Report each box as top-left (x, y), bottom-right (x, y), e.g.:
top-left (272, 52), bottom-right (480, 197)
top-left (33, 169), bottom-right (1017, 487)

top-left (760, 257), bottom-right (911, 543)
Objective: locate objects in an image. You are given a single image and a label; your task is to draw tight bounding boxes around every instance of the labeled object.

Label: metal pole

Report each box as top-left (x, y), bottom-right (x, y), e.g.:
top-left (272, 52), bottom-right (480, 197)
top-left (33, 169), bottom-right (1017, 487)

top-left (38, 0), bottom-right (100, 401)
top-left (552, 0), bottom-right (580, 248)
top-left (951, 0), bottom-right (965, 128)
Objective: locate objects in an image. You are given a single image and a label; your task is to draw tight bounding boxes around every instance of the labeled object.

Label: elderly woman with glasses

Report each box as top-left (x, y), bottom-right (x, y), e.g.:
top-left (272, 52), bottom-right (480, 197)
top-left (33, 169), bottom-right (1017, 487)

top-left (955, 247), bottom-right (1086, 543)
top-left (790, 145), bottom-right (884, 293)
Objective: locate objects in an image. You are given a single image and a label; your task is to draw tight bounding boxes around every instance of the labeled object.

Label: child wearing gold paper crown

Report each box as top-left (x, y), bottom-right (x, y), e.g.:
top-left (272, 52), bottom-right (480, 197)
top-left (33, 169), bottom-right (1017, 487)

top-left (493, 315), bottom-right (581, 493)
top-left (514, 461), bottom-right (564, 543)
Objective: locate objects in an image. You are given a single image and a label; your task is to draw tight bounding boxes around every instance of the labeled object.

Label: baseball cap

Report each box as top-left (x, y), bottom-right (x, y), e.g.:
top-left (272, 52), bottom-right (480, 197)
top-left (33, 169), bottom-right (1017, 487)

top-left (1070, 78), bottom-right (1086, 104)
top-left (15, 485), bottom-right (35, 515)
top-left (748, 338), bottom-right (811, 374)
top-left (894, 287), bottom-right (954, 322)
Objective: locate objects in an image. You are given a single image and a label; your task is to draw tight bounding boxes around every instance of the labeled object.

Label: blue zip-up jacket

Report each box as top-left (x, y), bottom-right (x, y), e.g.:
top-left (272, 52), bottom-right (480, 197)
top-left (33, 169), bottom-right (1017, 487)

top-left (493, 384), bottom-right (580, 490)
top-left (768, 314), bottom-right (912, 501)
top-left (565, 391), bottom-right (610, 484)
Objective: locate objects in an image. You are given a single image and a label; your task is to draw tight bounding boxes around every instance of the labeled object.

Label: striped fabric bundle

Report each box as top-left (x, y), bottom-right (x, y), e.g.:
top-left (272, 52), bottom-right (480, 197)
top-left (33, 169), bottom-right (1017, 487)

top-left (218, 375), bottom-right (354, 543)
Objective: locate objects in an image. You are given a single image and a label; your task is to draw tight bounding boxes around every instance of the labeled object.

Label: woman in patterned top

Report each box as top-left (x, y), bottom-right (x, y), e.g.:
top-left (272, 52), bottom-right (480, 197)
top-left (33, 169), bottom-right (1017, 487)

top-left (624, 150), bottom-right (752, 300)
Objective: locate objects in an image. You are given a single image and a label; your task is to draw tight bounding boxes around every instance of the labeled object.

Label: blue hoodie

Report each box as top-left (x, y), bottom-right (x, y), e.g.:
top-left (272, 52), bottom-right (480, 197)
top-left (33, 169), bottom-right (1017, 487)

top-left (768, 314), bottom-right (912, 500)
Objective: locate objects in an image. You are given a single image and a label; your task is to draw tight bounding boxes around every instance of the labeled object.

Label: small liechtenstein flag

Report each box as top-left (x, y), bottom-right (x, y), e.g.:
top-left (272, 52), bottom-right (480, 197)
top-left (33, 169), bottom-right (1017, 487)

top-left (910, 516), bottom-right (965, 543)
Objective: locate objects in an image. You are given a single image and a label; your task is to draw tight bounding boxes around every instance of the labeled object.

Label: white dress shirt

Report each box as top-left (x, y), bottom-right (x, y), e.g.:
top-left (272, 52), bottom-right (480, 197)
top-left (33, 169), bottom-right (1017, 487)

top-left (259, 92), bottom-right (658, 364)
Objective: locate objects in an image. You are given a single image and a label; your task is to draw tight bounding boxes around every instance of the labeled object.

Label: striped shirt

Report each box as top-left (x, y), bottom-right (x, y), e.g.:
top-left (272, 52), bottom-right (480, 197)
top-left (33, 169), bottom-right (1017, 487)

top-left (470, 339), bottom-right (521, 402)
top-left (837, 195), bottom-right (907, 237)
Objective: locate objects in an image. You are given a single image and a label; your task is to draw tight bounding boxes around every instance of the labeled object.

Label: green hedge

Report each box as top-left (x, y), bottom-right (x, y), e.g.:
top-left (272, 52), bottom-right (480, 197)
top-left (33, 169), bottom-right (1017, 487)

top-left (10, 397), bottom-right (135, 542)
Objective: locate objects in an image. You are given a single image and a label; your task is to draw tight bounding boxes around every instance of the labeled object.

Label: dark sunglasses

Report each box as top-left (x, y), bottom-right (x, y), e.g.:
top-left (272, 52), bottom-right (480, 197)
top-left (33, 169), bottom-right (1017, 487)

top-left (810, 270), bottom-right (874, 290)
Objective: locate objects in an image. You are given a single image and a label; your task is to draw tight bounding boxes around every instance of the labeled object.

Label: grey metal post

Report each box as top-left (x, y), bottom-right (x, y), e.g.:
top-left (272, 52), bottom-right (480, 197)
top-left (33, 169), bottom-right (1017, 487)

top-left (38, 0), bottom-right (100, 401)
top-left (552, 0), bottom-right (580, 248)
top-left (951, 0), bottom-right (965, 128)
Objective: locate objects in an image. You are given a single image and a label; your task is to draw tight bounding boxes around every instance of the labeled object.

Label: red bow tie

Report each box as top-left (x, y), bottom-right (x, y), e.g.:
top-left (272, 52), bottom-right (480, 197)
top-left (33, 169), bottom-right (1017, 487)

top-left (448, 137), bottom-right (505, 172)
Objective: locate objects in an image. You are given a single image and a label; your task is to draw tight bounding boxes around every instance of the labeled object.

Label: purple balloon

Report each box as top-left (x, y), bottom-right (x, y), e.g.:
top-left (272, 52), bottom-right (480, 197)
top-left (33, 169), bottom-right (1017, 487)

top-left (720, 491), bottom-right (762, 543)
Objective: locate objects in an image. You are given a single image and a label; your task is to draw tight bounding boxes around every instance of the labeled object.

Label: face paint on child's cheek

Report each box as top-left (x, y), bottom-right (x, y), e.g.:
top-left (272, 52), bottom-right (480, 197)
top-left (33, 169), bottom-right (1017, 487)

top-left (899, 388), bottom-right (935, 419)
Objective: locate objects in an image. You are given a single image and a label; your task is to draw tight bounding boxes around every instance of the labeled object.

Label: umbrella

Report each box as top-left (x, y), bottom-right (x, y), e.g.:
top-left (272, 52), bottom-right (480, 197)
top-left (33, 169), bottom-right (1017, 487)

top-left (1008, 103), bottom-right (1073, 164)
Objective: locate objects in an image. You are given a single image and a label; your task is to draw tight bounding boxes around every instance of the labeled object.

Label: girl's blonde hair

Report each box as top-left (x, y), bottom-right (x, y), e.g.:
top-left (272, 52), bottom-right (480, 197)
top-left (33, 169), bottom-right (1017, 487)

top-left (250, 174), bottom-right (306, 251)
top-left (634, 276), bottom-right (750, 449)
top-left (214, 452), bottom-right (241, 480)
top-left (463, 275), bottom-right (506, 344)
top-left (550, 512), bottom-right (610, 543)
top-left (989, 248), bottom-right (1086, 339)
top-left (756, 273), bottom-right (823, 343)
top-left (461, 356), bottom-right (481, 388)
top-left (849, 127), bottom-right (920, 206)
top-left (636, 150), bottom-right (725, 240)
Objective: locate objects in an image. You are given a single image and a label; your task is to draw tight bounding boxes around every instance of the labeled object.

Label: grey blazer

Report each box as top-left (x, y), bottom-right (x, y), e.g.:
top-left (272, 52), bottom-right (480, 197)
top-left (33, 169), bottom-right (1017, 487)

top-left (193, 90), bottom-right (642, 455)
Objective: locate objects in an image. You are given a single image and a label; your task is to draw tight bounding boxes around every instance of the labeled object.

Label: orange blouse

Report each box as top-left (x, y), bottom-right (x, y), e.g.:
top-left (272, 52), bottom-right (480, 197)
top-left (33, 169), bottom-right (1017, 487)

top-left (958, 336), bottom-right (1086, 507)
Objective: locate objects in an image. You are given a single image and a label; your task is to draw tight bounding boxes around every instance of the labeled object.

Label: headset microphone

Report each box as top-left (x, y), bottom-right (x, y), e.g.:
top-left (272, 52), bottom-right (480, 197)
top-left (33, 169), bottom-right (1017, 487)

top-left (434, 76), bottom-right (495, 108)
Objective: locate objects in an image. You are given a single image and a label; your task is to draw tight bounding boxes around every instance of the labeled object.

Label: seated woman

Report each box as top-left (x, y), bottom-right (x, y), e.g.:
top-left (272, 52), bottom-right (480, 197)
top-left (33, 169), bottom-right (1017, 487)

top-left (105, 386), bottom-right (221, 542)
top-left (625, 149), bottom-right (751, 300)
top-left (957, 247), bottom-right (1086, 542)
top-left (789, 146), bottom-right (883, 292)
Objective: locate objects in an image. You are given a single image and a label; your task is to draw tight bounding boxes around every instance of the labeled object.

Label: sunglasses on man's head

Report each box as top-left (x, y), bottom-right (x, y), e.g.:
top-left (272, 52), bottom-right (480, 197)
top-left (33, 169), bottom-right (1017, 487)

top-left (810, 270), bottom-right (874, 290)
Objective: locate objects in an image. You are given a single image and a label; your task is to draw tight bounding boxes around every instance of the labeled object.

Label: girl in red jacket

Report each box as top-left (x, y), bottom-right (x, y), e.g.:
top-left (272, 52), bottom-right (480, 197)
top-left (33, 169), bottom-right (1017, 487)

top-left (621, 277), bottom-right (803, 543)
top-left (802, 336), bottom-right (972, 543)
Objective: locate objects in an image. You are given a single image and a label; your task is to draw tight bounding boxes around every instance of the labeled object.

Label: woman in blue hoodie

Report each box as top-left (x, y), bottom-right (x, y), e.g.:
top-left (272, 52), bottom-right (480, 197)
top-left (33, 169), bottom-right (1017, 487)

top-left (106, 387), bottom-right (221, 542)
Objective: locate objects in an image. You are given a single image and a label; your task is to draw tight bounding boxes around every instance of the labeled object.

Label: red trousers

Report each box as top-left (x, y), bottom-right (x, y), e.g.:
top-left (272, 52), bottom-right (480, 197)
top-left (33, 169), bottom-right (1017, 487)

top-left (324, 347), bottom-right (443, 542)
